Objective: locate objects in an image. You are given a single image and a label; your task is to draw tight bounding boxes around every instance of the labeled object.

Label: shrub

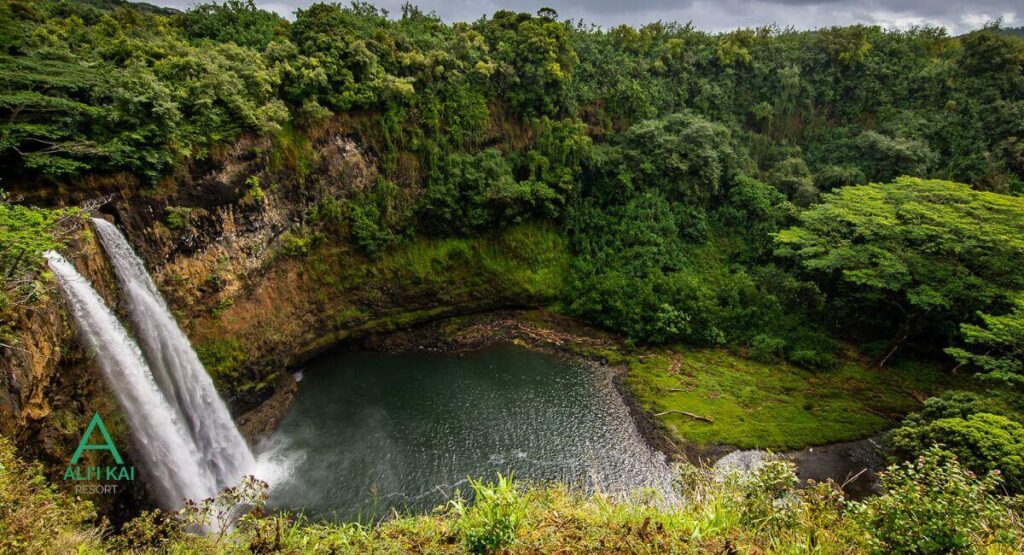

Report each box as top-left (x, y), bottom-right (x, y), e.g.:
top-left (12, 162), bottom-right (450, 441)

top-left (110, 510), bottom-right (186, 551)
top-left (814, 164), bottom-right (866, 191)
top-left (165, 206), bottom-right (192, 230)
top-left (615, 112), bottom-right (754, 204)
top-left (418, 150), bottom-right (559, 235)
top-left (194, 338), bottom-right (249, 391)
top-left (781, 328), bottom-right (840, 370)
top-left (0, 192), bottom-right (80, 333)
top-left (768, 157), bottom-right (818, 206)
top-left (244, 175), bottom-right (265, 205)
top-left (786, 349), bottom-right (837, 371)
top-left (450, 474), bottom-right (528, 554)
top-left (853, 130), bottom-right (936, 181)
top-left (347, 178), bottom-right (410, 257)
top-left (714, 176), bottom-right (793, 260)
top-left (277, 230), bottom-right (314, 257)
top-left (750, 334), bottom-right (786, 362)
top-left (901, 390), bottom-right (990, 425)
top-left (307, 196), bottom-right (345, 230)
top-left (734, 458), bottom-right (800, 533)
top-left (0, 438), bottom-right (99, 553)
top-left (854, 447), bottom-right (1023, 553)
top-left (888, 412), bottom-right (1024, 493)
top-left (1, 192), bottom-right (79, 275)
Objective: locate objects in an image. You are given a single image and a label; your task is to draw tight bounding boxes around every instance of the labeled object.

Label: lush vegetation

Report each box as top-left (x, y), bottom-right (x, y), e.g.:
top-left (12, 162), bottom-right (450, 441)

top-left (1, 0), bottom-right (1024, 547)
top-left (0, 191), bottom-right (80, 344)
top-left (2, 0), bottom-right (1023, 368)
top-left (776, 177), bottom-right (1024, 366)
top-left (623, 347), bottom-right (959, 449)
top-left (2, 436), bottom-right (1021, 553)
top-left (888, 391), bottom-right (1024, 493)
top-left (0, 438), bottom-right (98, 552)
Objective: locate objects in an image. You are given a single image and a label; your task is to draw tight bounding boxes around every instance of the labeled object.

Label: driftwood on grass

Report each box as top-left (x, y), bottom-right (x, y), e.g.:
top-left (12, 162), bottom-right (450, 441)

top-left (653, 410), bottom-right (714, 423)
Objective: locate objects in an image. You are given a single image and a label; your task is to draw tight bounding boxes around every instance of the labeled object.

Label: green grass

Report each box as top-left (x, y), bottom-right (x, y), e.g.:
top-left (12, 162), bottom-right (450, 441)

top-left (8, 435), bottom-right (1019, 554)
top-left (626, 347), bottom-right (964, 450)
top-left (305, 221), bottom-right (569, 313)
top-left (299, 221), bottom-right (568, 301)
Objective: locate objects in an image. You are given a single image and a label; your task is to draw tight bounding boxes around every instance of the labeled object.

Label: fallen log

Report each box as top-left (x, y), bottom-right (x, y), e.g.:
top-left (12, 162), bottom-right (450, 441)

top-left (653, 410), bottom-right (714, 423)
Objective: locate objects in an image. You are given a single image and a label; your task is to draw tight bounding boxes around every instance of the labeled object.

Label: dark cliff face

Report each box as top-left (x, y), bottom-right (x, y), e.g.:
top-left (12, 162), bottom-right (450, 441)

top-left (1, 126), bottom-right (379, 519)
top-left (4, 114), bottom-right (407, 438)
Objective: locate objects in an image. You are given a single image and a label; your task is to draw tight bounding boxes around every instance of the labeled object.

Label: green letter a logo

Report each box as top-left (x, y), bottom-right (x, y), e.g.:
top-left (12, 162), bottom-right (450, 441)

top-left (70, 413), bottom-right (123, 465)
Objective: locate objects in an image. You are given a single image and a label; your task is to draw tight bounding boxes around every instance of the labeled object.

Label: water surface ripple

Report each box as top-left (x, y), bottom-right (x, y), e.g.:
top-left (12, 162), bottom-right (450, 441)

top-left (265, 344), bottom-right (677, 520)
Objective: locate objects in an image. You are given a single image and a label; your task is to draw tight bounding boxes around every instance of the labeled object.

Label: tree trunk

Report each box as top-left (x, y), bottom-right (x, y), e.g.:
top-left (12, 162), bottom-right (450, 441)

top-left (876, 329), bottom-right (910, 368)
top-left (5, 248), bottom-right (25, 278)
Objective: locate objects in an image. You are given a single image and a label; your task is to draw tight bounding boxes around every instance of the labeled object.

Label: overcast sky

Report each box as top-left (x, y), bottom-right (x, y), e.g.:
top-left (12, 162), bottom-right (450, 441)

top-left (154, 0), bottom-right (1019, 34)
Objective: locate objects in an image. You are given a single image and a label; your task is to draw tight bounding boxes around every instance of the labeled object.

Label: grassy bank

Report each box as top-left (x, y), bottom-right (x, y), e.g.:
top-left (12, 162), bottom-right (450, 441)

top-left (2, 437), bottom-right (1020, 554)
top-left (625, 348), bottom-right (961, 450)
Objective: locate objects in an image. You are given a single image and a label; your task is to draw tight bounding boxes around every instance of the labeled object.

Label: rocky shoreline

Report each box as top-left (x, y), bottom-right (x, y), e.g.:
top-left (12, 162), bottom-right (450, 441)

top-left (238, 371), bottom-right (299, 447)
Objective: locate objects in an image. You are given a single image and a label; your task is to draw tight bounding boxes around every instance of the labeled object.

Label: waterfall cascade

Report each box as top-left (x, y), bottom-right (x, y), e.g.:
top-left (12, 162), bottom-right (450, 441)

top-left (44, 218), bottom-right (258, 510)
top-left (44, 251), bottom-right (216, 508)
top-left (92, 218), bottom-right (255, 490)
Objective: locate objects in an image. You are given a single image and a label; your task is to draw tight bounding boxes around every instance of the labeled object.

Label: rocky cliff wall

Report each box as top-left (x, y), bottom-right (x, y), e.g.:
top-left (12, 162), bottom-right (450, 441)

top-left (0, 122), bottom-right (565, 517)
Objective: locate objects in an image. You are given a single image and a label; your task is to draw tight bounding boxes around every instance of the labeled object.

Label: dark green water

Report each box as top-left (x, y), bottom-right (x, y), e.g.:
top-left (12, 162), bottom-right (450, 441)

top-left (262, 344), bottom-right (676, 521)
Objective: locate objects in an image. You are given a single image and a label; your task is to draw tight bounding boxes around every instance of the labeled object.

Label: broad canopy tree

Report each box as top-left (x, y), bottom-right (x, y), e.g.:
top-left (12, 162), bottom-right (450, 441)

top-left (776, 177), bottom-right (1024, 366)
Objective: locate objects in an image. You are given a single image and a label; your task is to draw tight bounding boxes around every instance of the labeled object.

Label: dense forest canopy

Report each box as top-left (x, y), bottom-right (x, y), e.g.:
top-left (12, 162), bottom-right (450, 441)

top-left (2, 0), bottom-right (1022, 187)
top-left (2, 0), bottom-right (1023, 369)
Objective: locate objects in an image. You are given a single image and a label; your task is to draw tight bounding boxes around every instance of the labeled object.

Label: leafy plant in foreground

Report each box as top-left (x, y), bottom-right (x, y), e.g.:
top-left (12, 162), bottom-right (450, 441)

top-left (450, 473), bottom-right (529, 554)
top-left (853, 447), bottom-right (1024, 553)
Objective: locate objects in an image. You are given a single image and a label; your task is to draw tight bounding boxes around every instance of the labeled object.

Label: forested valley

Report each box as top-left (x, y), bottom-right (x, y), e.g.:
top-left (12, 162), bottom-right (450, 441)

top-left (2, 0), bottom-right (1024, 552)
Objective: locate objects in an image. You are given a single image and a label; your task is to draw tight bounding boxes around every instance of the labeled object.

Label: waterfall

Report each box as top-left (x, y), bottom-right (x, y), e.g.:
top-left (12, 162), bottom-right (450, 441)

top-left (91, 218), bottom-right (255, 491)
top-left (44, 251), bottom-right (216, 509)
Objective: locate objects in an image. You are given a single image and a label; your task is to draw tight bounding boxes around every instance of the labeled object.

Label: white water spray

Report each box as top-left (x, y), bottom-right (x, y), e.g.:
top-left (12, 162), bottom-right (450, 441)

top-left (91, 218), bottom-right (256, 490)
top-left (44, 251), bottom-right (216, 509)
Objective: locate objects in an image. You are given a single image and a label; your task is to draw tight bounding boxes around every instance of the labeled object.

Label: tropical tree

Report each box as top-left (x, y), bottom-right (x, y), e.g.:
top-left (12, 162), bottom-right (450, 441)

top-left (776, 177), bottom-right (1024, 365)
top-left (947, 293), bottom-right (1024, 391)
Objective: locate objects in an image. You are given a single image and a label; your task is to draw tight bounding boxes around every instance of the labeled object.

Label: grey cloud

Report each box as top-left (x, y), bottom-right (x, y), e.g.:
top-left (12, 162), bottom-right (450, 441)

top-left (155, 0), bottom-right (1019, 33)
